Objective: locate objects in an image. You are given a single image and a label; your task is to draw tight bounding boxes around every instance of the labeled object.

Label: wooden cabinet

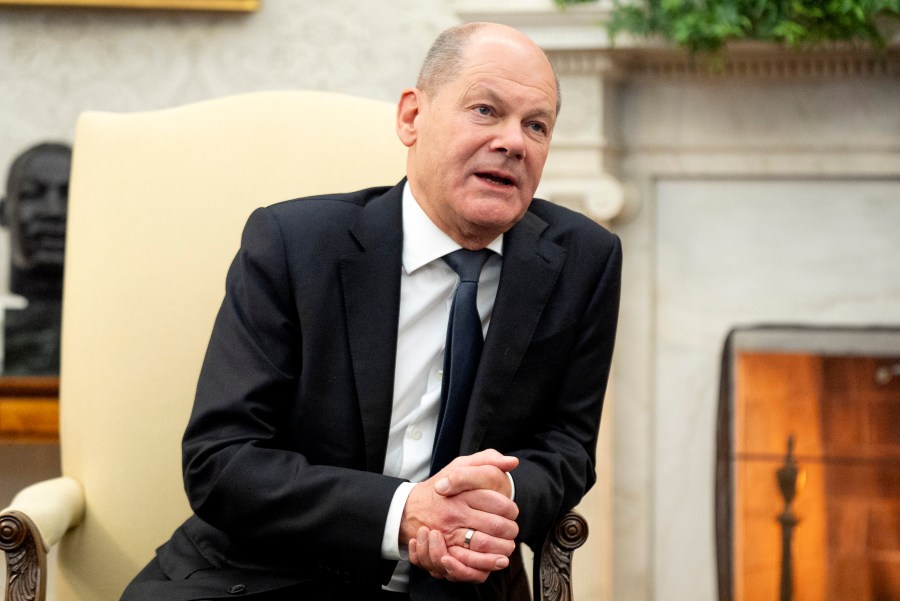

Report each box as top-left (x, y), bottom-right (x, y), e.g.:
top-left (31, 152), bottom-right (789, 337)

top-left (0, 377), bottom-right (59, 443)
top-left (717, 328), bottom-right (900, 601)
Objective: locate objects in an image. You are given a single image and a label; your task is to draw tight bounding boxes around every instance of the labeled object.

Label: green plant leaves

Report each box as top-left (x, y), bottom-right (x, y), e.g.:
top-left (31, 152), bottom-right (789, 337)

top-left (557, 0), bottom-right (900, 53)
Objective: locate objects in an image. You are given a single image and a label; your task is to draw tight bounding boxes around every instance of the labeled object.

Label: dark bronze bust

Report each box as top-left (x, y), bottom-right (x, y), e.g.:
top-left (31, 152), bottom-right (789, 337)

top-left (1, 142), bottom-right (71, 375)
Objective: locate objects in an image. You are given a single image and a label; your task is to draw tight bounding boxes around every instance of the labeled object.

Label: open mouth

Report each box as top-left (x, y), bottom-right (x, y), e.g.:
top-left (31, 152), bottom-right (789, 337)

top-left (476, 172), bottom-right (514, 186)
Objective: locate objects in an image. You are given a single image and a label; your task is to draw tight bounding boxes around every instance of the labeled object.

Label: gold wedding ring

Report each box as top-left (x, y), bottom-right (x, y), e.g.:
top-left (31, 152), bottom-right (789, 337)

top-left (463, 528), bottom-right (475, 548)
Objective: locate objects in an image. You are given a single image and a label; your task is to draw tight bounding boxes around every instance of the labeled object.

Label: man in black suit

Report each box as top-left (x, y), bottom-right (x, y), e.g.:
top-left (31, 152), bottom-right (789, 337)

top-left (122, 21), bottom-right (620, 601)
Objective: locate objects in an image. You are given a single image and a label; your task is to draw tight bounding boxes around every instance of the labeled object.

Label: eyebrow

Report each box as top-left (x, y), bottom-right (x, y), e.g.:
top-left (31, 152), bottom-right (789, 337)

top-left (467, 86), bottom-right (556, 124)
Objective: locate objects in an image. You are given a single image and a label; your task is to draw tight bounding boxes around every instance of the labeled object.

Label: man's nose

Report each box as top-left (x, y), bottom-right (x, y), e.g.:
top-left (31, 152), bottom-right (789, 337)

top-left (492, 121), bottom-right (526, 160)
top-left (44, 186), bottom-right (67, 217)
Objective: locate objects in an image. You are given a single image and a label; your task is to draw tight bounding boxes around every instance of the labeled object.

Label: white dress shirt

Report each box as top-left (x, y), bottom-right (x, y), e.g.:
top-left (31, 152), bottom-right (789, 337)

top-left (379, 182), bottom-right (503, 591)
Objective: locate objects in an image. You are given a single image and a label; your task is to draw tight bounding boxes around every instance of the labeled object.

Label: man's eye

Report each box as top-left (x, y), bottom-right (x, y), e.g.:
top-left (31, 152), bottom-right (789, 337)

top-left (474, 106), bottom-right (492, 116)
top-left (528, 122), bottom-right (547, 134)
top-left (18, 184), bottom-right (46, 199)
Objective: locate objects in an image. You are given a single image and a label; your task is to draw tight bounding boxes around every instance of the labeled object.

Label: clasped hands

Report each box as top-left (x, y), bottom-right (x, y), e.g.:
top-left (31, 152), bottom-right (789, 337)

top-left (401, 449), bottom-right (519, 583)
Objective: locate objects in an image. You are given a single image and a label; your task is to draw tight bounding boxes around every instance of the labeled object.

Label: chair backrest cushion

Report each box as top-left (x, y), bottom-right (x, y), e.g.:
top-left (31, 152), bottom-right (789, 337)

top-left (58, 91), bottom-right (406, 600)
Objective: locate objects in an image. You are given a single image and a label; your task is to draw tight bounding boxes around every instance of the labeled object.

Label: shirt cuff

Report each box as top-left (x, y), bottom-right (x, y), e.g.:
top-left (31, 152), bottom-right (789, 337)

top-left (381, 481), bottom-right (416, 561)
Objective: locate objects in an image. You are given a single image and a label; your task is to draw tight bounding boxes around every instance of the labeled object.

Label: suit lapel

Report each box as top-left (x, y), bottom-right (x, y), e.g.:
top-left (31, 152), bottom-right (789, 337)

top-left (340, 189), bottom-right (564, 469)
top-left (340, 184), bottom-right (404, 473)
top-left (463, 210), bottom-right (565, 453)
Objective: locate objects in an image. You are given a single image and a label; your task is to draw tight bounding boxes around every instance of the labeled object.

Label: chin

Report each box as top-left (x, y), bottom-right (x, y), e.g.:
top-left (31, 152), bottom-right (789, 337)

top-left (481, 203), bottom-right (529, 225)
top-left (466, 214), bottom-right (522, 237)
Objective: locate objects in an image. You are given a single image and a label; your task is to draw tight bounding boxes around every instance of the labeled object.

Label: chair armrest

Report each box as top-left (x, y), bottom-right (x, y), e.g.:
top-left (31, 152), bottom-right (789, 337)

top-left (1, 509), bottom-right (47, 601)
top-left (0, 477), bottom-right (83, 601)
top-left (2, 476), bottom-right (85, 552)
top-left (538, 510), bottom-right (589, 601)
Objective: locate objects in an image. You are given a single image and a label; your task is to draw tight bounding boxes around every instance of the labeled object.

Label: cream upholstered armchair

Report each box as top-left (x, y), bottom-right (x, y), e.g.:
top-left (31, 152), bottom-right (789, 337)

top-left (0, 91), bottom-right (588, 601)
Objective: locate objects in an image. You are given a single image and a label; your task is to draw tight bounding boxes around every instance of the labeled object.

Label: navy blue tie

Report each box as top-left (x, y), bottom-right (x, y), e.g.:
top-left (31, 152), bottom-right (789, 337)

top-left (431, 248), bottom-right (493, 474)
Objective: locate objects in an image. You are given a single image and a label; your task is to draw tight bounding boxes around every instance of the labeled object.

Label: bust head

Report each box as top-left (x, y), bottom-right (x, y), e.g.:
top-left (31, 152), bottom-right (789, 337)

top-left (1, 142), bottom-right (72, 297)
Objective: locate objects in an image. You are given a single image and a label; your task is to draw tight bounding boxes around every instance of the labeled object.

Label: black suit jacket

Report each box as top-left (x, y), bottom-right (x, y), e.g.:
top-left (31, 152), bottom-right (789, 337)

top-left (123, 181), bottom-right (621, 601)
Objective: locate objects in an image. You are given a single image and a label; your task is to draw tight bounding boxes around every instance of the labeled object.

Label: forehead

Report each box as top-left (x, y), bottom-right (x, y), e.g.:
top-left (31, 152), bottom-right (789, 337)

top-left (449, 34), bottom-right (557, 110)
top-left (15, 152), bottom-right (71, 183)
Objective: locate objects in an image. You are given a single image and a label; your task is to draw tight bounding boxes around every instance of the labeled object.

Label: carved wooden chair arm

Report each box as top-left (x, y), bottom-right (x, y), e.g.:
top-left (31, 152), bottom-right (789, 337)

top-left (1, 477), bottom-right (85, 601)
top-left (538, 510), bottom-right (589, 601)
top-left (1, 510), bottom-right (47, 601)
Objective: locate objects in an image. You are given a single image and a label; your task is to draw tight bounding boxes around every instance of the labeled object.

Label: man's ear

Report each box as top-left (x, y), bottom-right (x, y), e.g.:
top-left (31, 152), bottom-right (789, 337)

top-left (396, 88), bottom-right (422, 148)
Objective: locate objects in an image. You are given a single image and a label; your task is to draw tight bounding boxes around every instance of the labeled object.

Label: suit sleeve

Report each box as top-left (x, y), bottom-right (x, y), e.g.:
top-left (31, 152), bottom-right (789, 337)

top-left (510, 232), bottom-right (622, 549)
top-left (181, 207), bottom-right (401, 582)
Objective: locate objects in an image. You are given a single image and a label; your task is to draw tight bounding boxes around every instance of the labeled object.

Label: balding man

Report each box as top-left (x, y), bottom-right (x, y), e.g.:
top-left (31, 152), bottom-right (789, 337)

top-left (122, 22), bottom-right (620, 601)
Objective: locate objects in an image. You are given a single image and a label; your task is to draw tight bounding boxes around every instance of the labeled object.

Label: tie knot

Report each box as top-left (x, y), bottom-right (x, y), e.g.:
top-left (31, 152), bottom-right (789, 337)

top-left (443, 249), bottom-right (492, 282)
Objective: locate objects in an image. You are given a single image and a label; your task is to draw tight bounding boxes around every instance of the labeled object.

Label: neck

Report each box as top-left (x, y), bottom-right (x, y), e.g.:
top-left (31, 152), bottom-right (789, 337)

top-left (9, 266), bottom-right (63, 299)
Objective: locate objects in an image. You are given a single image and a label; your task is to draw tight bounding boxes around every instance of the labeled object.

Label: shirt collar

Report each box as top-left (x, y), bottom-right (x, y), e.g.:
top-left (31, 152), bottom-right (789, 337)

top-left (401, 181), bottom-right (503, 275)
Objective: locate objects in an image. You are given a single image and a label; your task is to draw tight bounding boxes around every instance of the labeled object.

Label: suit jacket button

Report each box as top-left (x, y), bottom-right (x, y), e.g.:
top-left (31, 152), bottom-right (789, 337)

top-left (228, 584), bottom-right (246, 594)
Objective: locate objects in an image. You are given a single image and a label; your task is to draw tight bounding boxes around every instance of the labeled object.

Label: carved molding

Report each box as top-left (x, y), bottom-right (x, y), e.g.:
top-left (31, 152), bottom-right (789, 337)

top-left (539, 176), bottom-right (627, 224)
top-left (550, 46), bottom-right (900, 79)
top-left (548, 51), bottom-right (622, 78)
top-left (0, 511), bottom-right (46, 601)
top-left (601, 45), bottom-right (900, 80)
top-left (539, 510), bottom-right (589, 601)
